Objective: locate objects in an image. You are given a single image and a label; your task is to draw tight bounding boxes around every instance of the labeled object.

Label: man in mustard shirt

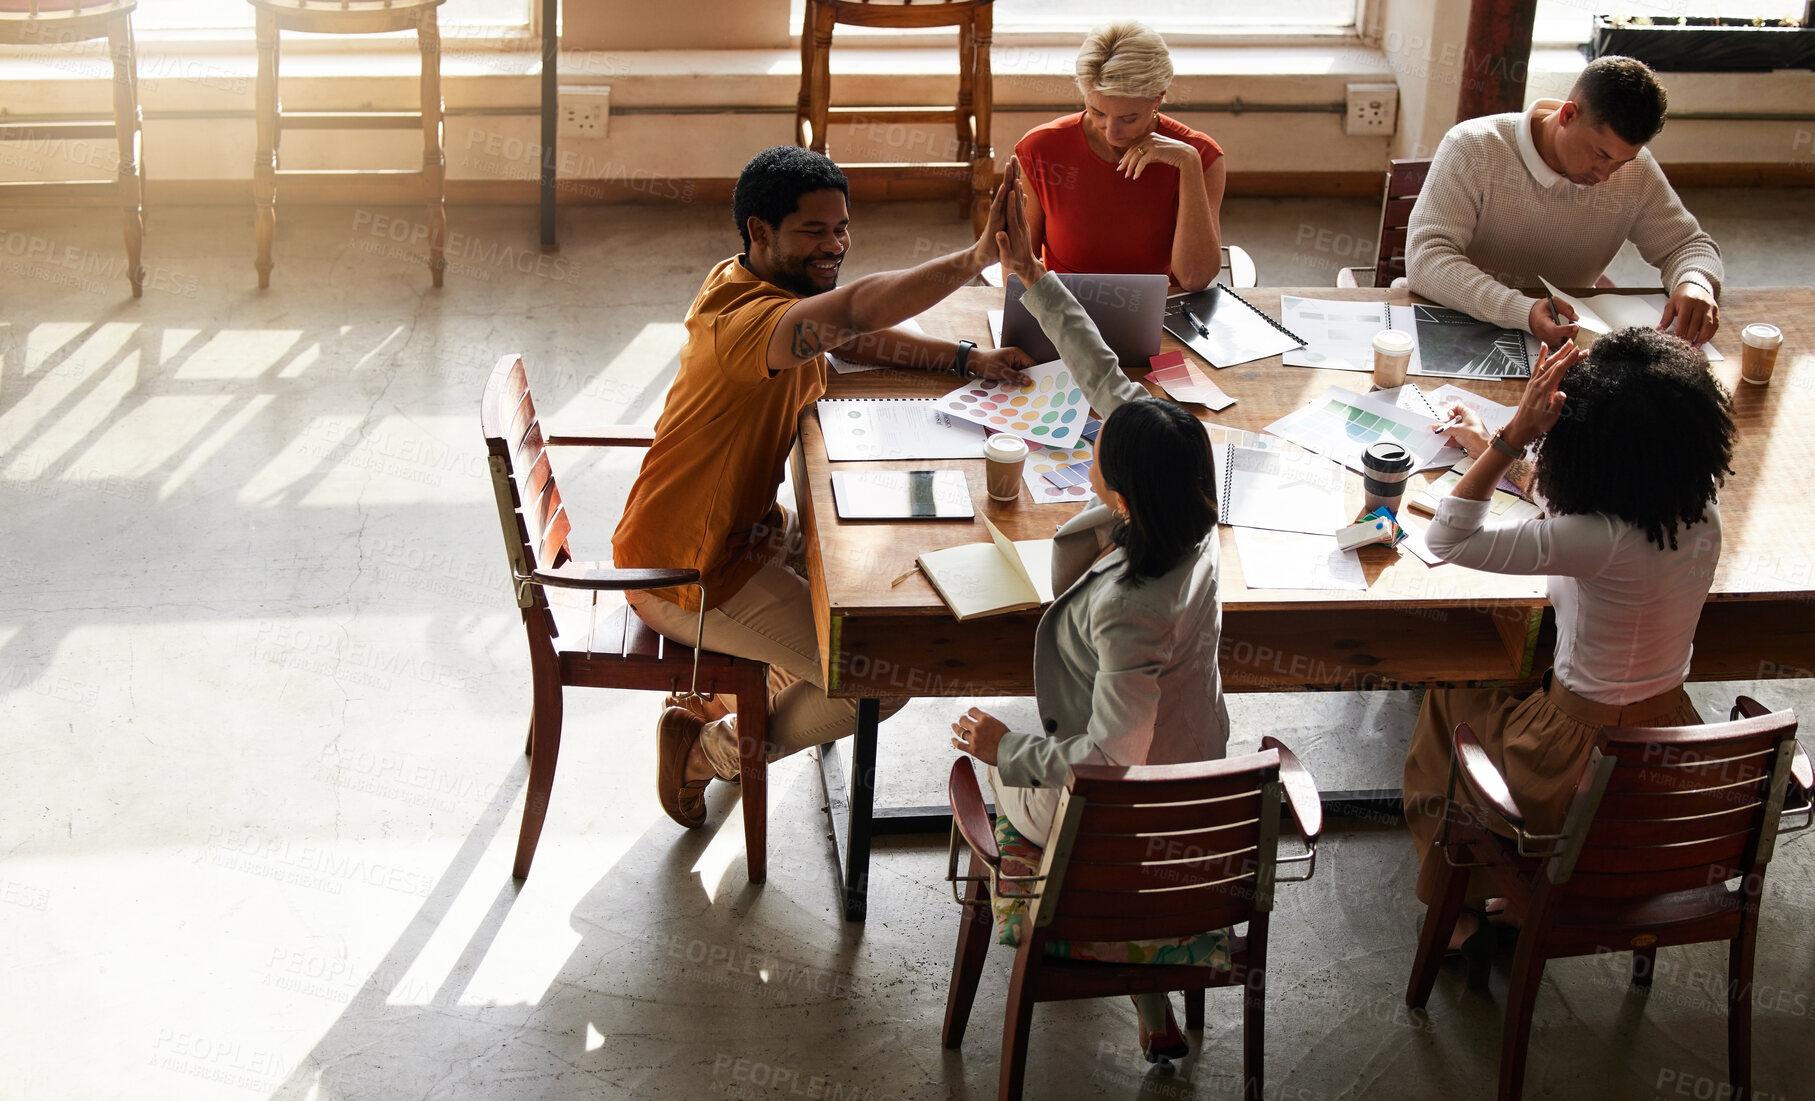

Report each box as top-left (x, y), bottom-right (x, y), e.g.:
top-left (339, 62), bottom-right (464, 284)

top-left (615, 146), bottom-right (1032, 828)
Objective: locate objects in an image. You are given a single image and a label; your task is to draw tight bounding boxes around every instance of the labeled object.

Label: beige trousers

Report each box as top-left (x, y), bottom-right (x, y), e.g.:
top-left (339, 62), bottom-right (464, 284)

top-left (1402, 673), bottom-right (1702, 905)
top-left (627, 562), bottom-right (907, 779)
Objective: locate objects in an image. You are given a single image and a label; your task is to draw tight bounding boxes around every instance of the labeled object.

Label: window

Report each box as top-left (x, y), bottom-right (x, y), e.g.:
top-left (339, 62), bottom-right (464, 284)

top-left (126, 0), bottom-right (532, 34)
top-left (1533, 1), bottom-right (1806, 46)
top-left (786, 0), bottom-right (1360, 38)
top-left (992, 0), bottom-right (1359, 32)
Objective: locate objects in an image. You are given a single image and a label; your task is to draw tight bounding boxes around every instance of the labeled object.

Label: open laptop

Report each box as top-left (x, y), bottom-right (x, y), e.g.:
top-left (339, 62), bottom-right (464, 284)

top-left (1000, 272), bottom-right (1169, 366)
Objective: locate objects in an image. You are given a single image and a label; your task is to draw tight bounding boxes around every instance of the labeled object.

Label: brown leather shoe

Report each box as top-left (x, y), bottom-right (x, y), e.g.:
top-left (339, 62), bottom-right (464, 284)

top-left (664, 692), bottom-right (724, 723)
top-left (656, 707), bottom-right (711, 828)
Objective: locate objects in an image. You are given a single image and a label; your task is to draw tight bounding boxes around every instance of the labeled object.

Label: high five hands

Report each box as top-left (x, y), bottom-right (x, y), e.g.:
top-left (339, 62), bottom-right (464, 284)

top-left (994, 157), bottom-right (1047, 292)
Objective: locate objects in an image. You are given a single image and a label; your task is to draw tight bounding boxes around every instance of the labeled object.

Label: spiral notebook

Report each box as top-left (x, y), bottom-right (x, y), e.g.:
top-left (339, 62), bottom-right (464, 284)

top-left (1164, 284), bottom-right (1306, 369)
top-left (1214, 439), bottom-right (1347, 536)
top-left (816, 398), bottom-right (986, 461)
top-left (1280, 297), bottom-right (1540, 379)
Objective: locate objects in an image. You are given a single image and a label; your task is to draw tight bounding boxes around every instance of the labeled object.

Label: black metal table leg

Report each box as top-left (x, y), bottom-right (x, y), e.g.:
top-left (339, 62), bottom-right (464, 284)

top-left (814, 706), bottom-right (1401, 921)
top-left (816, 698), bottom-right (881, 922)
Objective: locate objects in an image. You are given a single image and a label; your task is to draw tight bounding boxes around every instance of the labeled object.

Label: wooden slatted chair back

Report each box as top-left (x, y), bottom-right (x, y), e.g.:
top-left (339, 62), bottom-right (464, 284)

top-left (1373, 157), bottom-right (1431, 286)
top-left (1031, 751), bottom-right (1284, 945)
top-left (820, 0), bottom-right (987, 29)
top-left (246, 0), bottom-right (442, 35)
top-left (0, 2), bottom-right (133, 42)
top-left (1548, 710), bottom-right (1802, 900)
top-left (480, 354), bottom-right (572, 627)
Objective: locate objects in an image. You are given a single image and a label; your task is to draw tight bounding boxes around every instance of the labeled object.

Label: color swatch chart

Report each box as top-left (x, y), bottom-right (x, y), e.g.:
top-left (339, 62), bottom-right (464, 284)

top-left (1022, 443), bottom-right (1094, 504)
top-left (938, 359), bottom-right (1089, 449)
top-left (1042, 460), bottom-right (1093, 491)
top-left (1146, 350), bottom-right (1235, 411)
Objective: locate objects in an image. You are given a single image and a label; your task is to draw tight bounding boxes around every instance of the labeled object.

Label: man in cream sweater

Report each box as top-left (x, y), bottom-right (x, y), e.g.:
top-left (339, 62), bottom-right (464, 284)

top-left (1406, 56), bottom-right (1722, 349)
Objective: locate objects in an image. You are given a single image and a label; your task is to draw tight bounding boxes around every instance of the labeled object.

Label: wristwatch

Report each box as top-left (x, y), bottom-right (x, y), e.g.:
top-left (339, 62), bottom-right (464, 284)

top-left (953, 339), bottom-right (976, 376)
top-left (1489, 432), bottom-right (1523, 460)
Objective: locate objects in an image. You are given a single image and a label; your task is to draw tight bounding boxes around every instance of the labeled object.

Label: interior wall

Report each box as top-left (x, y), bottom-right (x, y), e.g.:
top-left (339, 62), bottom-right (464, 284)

top-left (562, 0), bottom-right (793, 51)
top-left (1373, 0), bottom-right (1473, 160)
top-left (0, 1), bottom-right (1812, 192)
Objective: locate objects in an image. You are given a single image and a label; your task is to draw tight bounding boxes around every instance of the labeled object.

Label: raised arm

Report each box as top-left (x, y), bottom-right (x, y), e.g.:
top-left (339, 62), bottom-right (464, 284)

top-left (765, 176), bottom-right (1010, 374)
top-left (994, 158), bottom-right (1147, 417)
top-left (1428, 341), bottom-right (1619, 576)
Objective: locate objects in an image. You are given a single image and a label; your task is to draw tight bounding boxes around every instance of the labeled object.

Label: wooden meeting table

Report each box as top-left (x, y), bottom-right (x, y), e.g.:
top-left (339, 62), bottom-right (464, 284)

top-left (788, 285), bottom-right (1815, 921)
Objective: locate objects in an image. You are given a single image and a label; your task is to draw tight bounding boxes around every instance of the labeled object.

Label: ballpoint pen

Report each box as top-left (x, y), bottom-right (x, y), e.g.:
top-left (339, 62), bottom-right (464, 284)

top-left (1178, 302), bottom-right (1210, 338)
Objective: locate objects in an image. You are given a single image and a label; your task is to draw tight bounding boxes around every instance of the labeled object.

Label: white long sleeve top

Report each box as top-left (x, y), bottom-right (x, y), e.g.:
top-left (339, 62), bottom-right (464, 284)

top-left (1425, 496), bottom-right (1721, 704)
top-left (1406, 99), bottom-right (1723, 332)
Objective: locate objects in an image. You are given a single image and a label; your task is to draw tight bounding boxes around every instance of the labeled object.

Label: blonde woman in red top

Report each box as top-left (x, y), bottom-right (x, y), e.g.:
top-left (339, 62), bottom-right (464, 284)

top-left (1013, 20), bottom-right (1226, 291)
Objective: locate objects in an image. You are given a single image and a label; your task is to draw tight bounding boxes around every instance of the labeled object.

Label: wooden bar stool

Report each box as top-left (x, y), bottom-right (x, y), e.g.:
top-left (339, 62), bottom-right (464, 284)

top-left (797, 0), bottom-right (995, 235)
top-left (0, 1), bottom-right (145, 297)
top-left (248, 0), bottom-right (447, 288)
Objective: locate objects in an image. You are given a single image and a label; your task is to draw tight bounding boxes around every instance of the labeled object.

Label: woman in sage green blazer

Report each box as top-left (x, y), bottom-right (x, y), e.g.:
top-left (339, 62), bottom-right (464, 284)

top-left (949, 160), bottom-right (1227, 1061)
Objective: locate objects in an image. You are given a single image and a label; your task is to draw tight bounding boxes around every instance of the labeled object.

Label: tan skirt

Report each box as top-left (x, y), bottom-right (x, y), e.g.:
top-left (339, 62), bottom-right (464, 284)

top-left (1402, 673), bottom-right (1703, 904)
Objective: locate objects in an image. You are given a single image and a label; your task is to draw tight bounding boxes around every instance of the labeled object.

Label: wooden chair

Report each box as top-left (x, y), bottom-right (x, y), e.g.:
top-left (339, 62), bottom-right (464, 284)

top-left (942, 738), bottom-right (1324, 1101)
top-left (1337, 157), bottom-right (1429, 288)
top-left (797, 0), bottom-right (995, 234)
top-left (1407, 696), bottom-right (1811, 1101)
top-left (1336, 157), bottom-right (1616, 292)
top-left (1222, 245), bottom-right (1258, 289)
top-left (480, 354), bottom-right (774, 883)
top-left (0, 1), bottom-right (144, 297)
top-left (249, 0), bottom-right (446, 288)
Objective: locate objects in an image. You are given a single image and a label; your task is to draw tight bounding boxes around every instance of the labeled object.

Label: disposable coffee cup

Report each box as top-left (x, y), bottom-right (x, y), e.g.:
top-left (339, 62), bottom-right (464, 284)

top-left (983, 434), bottom-right (1029, 502)
top-left (1740, 323), bottom-right (1783, 386)
top-left (1373, 329), bottom-right (1415, 390)
top-left (1361, 441), bottom-right (1415, 516)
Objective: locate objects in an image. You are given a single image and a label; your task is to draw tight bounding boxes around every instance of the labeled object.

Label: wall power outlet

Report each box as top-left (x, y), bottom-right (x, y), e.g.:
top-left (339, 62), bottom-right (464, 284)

top-left (1345, 83), bottom-right (1398, 136)
top-left (558, 85), bottom-right (610, 139)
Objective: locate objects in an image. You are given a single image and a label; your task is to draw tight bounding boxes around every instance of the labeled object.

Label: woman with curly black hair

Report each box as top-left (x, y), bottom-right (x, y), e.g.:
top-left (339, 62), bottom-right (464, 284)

top-left (1402, 326), bottom-right (1735, 963)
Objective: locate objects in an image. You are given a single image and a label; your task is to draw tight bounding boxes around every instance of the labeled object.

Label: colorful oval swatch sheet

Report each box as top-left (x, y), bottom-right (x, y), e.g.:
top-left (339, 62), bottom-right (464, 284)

top-left (1021, 443), bottom-right (1094, 504)
top-left (937, 359), bottom-right (1089, 449)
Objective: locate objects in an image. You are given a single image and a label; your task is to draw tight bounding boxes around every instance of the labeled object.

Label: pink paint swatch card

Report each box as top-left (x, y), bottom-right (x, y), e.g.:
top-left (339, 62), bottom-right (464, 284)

top-left (1147, 351), bottom-right (1235, 411)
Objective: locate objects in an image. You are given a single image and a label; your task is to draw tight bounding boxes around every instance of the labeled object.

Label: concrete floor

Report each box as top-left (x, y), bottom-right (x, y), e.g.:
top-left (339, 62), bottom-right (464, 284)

top-left (3, 189), bottom-right (1813, 1101)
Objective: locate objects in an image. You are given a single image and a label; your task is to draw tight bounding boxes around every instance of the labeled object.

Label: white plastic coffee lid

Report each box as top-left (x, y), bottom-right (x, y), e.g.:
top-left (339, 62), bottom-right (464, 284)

top-left (1741, 323), bottom-right (1783, 349)
top-left (1373, 329), bottom-right (1415, 355)
top-left (984, 433), bottom-right (1029, 460)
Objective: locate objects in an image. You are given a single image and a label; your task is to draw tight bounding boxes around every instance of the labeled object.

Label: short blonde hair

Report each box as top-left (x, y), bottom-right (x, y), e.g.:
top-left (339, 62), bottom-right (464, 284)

top-left (1075, 21), bottom-right (1173, 101)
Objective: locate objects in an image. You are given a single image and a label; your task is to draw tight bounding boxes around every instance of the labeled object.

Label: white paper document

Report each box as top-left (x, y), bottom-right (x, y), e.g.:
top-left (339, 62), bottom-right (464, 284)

top-left (1215, 441), bottom-right (1349, 537)
top-left (1262, 384), bottom-right (1453, 474)
top-left (1232, 528), bottom-right (1367, 590)
top-left (1420, 383), bottom-right (1516, 468)
top-left (1279, 296), bottom-right (1391, 373)
top-left (1540, 279), bottom-right (1724, 361)
top-left (816, 398), bottom-right (986, 461)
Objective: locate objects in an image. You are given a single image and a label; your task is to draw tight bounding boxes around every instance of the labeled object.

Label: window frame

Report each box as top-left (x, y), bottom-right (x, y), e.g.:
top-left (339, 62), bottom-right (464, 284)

top-left (788, 0), bottom-right (1373, 48)
top-left (47, 0), bottom-right (542, 55)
